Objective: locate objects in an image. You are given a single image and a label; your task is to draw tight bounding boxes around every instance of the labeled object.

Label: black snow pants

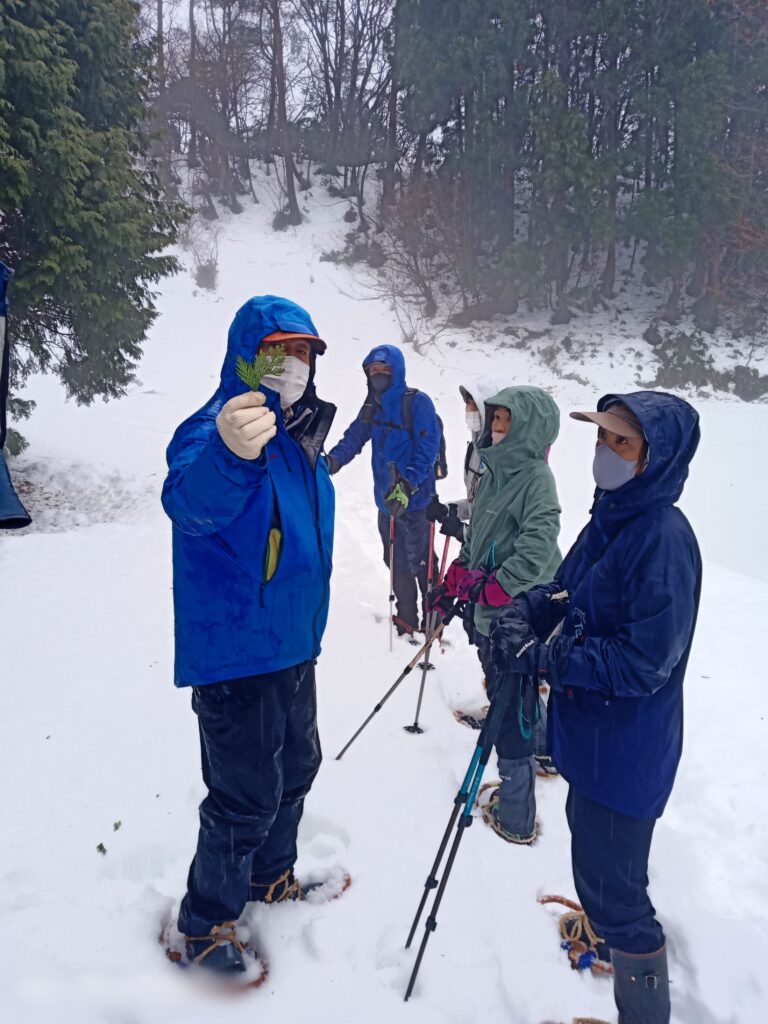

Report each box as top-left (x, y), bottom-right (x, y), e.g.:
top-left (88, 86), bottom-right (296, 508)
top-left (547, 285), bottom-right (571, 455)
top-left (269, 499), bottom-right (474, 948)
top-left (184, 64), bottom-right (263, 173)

top-left (567, 786), bottom-right (665, 954)
top-left (377, 507), bottom-right (436, 632)
top-left (177, 661), bottom-right (321, 937)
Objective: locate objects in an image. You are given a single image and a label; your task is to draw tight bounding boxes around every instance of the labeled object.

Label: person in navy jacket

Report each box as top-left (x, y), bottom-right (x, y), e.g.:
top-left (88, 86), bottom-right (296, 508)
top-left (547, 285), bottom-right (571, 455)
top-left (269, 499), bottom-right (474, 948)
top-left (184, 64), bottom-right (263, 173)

top-left (490, 391), bottom-right (701, 1024)
top-left (327, 345), bottom-right (441, 636)
top-left (161, 296), bottom-right (336, 975)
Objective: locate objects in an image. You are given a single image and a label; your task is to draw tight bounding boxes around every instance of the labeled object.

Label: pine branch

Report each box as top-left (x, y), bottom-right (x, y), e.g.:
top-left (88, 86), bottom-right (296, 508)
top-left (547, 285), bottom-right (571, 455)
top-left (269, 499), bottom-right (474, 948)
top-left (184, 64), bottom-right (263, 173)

top-left (236, 346), bottom-right (286, 391)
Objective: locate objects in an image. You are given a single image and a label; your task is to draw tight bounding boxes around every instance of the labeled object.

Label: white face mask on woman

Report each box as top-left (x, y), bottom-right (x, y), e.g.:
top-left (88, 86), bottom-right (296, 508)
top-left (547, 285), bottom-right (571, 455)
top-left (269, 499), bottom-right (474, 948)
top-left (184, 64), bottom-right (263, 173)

top-left (466, 411), bottom-right (482, 433)
top-left (261, 356), bottom-right (310, 410)
top-left (491, 430), bottom-right (506, 446)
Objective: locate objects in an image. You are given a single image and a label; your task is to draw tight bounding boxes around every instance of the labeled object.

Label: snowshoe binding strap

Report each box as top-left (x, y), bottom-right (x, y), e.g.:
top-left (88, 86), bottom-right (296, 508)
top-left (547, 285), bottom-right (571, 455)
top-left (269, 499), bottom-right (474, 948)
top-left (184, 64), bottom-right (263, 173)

top-left (251, 868), bottom-right (302, 904)
top-left (538, 895), bottom-right (613, 975)
top-left (185, 922), bottom-right (247, 965)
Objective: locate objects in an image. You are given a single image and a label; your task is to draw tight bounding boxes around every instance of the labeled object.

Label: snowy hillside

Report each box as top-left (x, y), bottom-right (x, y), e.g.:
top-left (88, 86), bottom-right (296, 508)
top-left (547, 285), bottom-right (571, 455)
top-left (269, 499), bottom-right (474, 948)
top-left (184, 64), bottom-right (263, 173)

top-left (2, 178), bottom-right (767, 1024)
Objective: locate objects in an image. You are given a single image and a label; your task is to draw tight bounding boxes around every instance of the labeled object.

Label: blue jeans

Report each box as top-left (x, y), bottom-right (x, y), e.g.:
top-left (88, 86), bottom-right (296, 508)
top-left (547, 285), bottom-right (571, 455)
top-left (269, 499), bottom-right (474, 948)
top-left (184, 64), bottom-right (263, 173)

top-left (476, 633), bottom-right (537, 836)
top-left (178, 662), bottom-right (321, 936)
top-left (566, 786), bottom-right (665, 954)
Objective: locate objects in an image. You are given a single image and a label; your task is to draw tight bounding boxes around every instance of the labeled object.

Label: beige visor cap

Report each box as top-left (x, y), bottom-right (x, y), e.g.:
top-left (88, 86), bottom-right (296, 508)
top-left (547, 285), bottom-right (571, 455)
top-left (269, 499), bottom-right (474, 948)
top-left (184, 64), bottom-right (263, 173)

top-left (570, 403), bottom-right (644, 439)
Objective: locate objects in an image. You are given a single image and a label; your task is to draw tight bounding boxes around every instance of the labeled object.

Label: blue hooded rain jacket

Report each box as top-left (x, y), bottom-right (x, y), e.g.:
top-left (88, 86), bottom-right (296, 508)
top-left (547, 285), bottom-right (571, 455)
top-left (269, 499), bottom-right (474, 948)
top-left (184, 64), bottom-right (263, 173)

top-left (545, 391), bottom-right (702, 819)
top-left (328, 345), bottom-right (440, 513)
top-left (162, 296), bottom-right (336, 687)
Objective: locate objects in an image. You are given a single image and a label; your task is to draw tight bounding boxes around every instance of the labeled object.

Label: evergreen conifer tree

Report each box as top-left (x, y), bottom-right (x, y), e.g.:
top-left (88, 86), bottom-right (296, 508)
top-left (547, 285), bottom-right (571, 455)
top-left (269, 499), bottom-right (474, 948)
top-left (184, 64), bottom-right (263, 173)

top-left (0, 0), bottom-right (182, 445)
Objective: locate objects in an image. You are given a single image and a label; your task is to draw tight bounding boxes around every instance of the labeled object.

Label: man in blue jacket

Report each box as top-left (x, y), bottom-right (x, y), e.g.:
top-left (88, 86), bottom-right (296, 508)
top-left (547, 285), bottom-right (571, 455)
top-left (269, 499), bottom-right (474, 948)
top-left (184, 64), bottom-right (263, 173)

top-left (162, 296), bottom-right (336, 976)
top-left (327, 346), bottom-right (441, 637)
top-left (491, 391), bottom-right (701, 1024)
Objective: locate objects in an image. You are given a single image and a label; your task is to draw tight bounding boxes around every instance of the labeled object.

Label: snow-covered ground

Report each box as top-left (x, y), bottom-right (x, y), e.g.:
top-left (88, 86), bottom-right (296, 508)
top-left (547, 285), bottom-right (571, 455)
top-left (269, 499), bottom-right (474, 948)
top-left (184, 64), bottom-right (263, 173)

top-left (2, 177), bottom-right (767, 1024)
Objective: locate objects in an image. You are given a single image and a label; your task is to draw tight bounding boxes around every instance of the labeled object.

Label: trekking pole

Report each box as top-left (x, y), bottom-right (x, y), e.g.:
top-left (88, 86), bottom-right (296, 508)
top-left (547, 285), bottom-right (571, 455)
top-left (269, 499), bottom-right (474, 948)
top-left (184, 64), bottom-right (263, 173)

top-left (335, 602), bottom-right (465, 762)
top-left (405, 531), bottom-right (451, 735)
top-left (404, 672), bottom-right (512, 949)
top-left (388, 516), bottom-right (395, 652)
top-left (403, 673), bottom-right (518, 1002)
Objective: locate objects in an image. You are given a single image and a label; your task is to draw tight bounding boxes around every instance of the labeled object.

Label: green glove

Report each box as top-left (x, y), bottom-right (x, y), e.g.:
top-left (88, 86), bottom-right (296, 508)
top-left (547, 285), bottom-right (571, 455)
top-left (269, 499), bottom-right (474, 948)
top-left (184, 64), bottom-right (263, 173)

top-left (385, 477), bottom-right (415, 517)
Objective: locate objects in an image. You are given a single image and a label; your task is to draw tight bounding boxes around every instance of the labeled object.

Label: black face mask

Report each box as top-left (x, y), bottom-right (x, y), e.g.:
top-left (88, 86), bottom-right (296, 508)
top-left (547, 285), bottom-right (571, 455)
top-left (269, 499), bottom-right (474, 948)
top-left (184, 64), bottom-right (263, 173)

top-left (369, 373), bottom-right (391, 394)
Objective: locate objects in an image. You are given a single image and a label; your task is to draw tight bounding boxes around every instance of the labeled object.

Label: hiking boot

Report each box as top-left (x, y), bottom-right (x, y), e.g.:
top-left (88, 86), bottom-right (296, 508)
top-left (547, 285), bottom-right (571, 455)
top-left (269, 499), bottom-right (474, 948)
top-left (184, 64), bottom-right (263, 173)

top-left (184, 922), bottom-right (248, 974)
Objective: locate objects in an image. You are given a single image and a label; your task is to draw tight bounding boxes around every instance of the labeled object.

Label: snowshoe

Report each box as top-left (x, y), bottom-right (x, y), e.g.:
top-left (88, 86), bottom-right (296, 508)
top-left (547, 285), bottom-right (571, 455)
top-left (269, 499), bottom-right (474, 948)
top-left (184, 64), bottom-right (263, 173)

top-left (160, 917), bottom-right (269, 988)
top-left (249, 867), bottom-right (351, 905)
top-left (475, 782), bottom-right (538, 845)
top-left (537, 895), bottom-right (613, 976)
top-left (534, 754), bottom-right (560, 779)
top-left (453, 704), bottom-right (489, 730)
top-left (540, 1018), bottom-right (611, 1023)
top-left (393, 616), bottom-right (421, 645)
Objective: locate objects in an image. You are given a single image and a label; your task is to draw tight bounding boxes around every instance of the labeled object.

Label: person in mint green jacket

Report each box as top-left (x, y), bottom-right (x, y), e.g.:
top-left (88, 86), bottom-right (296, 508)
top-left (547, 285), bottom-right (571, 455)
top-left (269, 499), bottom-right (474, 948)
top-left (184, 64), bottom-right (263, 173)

top-left (428, 385), bottom-right (561, 843)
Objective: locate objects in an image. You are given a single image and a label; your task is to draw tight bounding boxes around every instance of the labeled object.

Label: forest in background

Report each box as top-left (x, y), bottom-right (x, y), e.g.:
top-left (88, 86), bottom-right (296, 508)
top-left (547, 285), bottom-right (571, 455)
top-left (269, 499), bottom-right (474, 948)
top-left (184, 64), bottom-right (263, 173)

top-left (147, 1), bottom-right (768, 338)
top-left (3, 0), bottom-right (768, 449)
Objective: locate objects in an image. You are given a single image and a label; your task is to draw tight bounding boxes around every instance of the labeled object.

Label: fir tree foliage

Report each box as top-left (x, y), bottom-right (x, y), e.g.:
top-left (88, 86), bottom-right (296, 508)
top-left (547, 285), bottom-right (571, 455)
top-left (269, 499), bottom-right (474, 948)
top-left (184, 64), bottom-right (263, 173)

top-left (236, 346), bottom-right (286, 391)
top-left (0, 0), bottom-right (182, 423)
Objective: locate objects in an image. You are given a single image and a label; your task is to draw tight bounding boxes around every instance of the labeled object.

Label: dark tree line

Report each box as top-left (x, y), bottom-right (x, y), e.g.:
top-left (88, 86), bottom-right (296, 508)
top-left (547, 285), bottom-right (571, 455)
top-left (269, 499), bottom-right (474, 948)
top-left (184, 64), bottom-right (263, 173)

top-left (151, 1), bottom-right (768, 335)
top-left (393, 0), bottom-right (768, 331)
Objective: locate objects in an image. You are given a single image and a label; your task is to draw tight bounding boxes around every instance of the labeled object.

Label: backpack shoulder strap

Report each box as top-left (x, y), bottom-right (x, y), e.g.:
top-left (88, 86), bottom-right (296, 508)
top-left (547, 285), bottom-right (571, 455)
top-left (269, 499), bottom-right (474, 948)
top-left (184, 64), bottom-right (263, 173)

top-left (358, 396), bottom-right (377, 425)
top-left (401, 388), bottom-right (418, 435)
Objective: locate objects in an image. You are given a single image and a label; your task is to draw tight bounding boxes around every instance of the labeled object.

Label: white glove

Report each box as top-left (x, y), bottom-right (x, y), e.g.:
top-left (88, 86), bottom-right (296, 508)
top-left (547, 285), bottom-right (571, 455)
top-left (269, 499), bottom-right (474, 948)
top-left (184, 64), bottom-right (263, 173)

top-left (216, 392), bottom-right (277, 461)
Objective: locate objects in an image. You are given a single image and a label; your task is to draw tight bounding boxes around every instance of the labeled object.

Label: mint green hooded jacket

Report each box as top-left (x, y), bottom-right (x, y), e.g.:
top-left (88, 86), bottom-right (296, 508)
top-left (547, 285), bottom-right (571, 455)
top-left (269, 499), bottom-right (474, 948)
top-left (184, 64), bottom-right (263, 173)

top-left (458, 385), bottom-right (562, 637)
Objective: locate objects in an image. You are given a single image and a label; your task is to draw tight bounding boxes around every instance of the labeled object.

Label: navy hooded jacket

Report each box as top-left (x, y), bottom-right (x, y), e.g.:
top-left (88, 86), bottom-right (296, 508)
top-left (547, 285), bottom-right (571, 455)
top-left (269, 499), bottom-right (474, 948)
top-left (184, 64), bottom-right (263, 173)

top-left (327, 345), bottom-right (440, 513)
top-left (161, 296), bottom-right (336, 687)
top-left (544, 391), bottom-right (702, 819)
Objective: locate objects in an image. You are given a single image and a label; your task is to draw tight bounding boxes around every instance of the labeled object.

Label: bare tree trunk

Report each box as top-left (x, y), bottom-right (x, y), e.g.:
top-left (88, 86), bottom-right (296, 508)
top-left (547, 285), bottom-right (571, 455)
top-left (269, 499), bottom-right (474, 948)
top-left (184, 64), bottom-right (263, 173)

top-left (157, 0), bottom-right (166, 94)
top-left (188, 0), bottom-right (200, 168)
top-left (382, 58), bottom-right (397, 207)
top-left (688, 246), bottom-right (707, 298)
top-left (272, 0), bottom-right (301, 225)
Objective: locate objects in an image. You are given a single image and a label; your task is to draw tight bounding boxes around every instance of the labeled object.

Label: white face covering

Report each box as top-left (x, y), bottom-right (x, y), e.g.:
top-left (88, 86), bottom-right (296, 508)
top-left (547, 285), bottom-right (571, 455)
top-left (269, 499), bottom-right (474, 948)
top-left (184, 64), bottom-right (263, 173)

top-left (466, 411), bottom-right (482, 433)
top-left (262, 356), bottom-right (310, 410)
top-left (491, 430), bottom-right (506, 446)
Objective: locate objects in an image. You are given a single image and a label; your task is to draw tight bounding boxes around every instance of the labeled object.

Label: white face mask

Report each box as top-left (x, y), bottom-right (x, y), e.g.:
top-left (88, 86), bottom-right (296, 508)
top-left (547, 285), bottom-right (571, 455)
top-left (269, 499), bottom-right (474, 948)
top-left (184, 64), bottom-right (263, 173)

top-left (491, 430), bottom-right (506, 446)
top-left (261, 356), bottom-right (310, 410)
top-left (466, 411), bottom-right (482, 433)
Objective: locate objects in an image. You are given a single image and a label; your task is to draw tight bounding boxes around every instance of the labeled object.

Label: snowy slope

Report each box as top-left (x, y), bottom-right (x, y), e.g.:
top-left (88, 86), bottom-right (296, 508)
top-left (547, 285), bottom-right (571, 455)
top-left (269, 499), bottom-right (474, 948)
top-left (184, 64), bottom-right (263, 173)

top-left (2, 177), bottom-right (767, 1024)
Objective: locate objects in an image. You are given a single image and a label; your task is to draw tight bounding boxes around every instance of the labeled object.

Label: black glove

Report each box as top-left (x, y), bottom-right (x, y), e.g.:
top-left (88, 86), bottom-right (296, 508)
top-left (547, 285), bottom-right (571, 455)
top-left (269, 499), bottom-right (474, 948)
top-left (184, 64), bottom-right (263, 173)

top-left (425, 494), bottom-right (449, 523)
top-left (326, 454), bottom-right (341, 475)
top-left (497, 580), bottom-right (569, 639)
top-left (425, 582), bottom-right (455, 620)
top-left (439, 503), bottom-right (465, 542)
top-left (491, 610), bottom-right (573, 687)
top-left (490, 611), bottom-right (544, 678)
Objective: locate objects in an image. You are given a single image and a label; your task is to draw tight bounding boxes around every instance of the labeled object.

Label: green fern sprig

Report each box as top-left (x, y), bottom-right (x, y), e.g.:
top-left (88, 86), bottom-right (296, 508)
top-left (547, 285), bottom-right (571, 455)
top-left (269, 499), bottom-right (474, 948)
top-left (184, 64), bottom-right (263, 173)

top-left (236, 345), bottom-right (286, 391)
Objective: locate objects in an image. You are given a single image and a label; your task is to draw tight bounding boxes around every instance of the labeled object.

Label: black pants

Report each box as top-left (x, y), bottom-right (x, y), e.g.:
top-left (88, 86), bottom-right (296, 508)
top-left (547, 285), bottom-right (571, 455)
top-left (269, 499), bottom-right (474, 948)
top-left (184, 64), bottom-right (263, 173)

top-left (566, 786), bottom-right (665, 954)
top-left (178, 662), bottom-right (321, 937)
top-left (378, 508), bottom-right (435, 632)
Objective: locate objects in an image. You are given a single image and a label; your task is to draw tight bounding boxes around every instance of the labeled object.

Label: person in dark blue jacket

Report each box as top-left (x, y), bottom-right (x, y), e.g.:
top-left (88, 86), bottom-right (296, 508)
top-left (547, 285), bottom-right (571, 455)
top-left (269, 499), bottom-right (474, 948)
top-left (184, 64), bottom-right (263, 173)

top-left (327, 345), bottom-right (441, 636)
top-left (161, 295), bottom-right (336, 977)
top-left (490, 391), bottom-right (701, 1024)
